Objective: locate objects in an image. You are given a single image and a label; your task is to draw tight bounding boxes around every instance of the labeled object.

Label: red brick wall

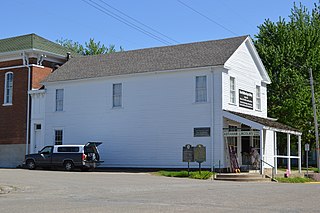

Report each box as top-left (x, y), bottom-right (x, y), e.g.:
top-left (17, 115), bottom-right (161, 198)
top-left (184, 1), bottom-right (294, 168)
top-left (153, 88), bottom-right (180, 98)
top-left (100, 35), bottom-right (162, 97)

top-left (31, 66), bottom-right (53, 89)
top-left (0, 57), bottom-right (65, 145)
top-left (0, 59), bottom-right (28, 145)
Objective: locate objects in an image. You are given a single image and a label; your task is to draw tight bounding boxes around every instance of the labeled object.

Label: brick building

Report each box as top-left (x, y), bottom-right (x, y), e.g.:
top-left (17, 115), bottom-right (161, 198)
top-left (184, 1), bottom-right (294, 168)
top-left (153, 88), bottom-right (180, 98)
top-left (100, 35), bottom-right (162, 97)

top-left (0, 34), bottom-right (72, 167)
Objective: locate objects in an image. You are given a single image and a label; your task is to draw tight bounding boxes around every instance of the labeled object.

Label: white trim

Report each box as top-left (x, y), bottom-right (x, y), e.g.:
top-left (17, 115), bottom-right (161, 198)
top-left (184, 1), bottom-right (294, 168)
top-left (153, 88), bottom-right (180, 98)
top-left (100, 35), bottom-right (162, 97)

top-left (28, 89), bottom-right (46, 95)
top-left (287, 134), bottom-right (291, 171)
top-left (262, 126), bottom-right (302, 136)
top-left (244, 38), bottom-right (271, 84)
top-left (2, 103), bottom-right (12, 107)
top-left (0, 65), bottom-right (25, 71)
top-left (260, 129), bottom-right (264, 174)
top-left (0, 64), bottom-right (43, 71)
top-left (25, 53), bottom-right (31, 155)
top-left (210, 70), bottom-right (214, 173)
top-left (0, 48), bottom-right (66, 59)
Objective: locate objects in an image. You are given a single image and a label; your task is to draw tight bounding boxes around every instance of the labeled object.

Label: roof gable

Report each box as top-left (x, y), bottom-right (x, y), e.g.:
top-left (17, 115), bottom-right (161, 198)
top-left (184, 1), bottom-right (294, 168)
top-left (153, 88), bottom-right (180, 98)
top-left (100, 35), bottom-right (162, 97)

top-left (225, 37), bottom-right (271, 84)
top-left (44, 35), bottom-right (248, 82)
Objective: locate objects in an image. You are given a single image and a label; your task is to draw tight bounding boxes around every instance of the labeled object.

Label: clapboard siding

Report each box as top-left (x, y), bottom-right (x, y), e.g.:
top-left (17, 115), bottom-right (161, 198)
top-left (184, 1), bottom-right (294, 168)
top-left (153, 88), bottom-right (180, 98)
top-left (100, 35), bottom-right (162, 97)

top-left (44, 68), bottom-right (216, 168)
top-left (223, 40), bottom-right (267, 118)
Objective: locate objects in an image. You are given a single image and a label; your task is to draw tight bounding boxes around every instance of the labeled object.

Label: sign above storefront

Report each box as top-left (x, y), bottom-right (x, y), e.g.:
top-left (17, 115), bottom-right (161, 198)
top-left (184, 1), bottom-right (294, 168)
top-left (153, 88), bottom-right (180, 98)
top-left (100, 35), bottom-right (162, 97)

top-left (239, 89), bottom-right (253, 110)
top-left (223, 130), bottom-right (260, 137)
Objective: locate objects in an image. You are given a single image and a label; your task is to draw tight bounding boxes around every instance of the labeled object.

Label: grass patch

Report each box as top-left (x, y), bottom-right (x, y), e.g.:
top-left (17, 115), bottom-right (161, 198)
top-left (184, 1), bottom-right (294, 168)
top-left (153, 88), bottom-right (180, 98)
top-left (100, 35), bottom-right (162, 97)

top-left (278, 167), bottom-right (320, 173)
top-left (275, 177), bottom-right (313, 183)
top-left (157, 170), bottom-right (214, 180)
top-left (310, 168), bottom-right (319, 173)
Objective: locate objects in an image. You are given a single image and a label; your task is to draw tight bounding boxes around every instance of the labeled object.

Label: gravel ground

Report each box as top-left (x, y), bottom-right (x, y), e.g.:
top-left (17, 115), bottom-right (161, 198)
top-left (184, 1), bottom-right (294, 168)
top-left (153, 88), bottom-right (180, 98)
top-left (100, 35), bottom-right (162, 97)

top-left (1, 169), bottom-right (320, 213)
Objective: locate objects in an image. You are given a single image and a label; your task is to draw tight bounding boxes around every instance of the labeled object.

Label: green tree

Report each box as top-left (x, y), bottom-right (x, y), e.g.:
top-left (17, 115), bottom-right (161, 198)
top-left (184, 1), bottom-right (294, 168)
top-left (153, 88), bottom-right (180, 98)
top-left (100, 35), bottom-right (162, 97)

top-left (56, 38), bottom-right (123, 55)
top-left (254, 2), bottom-right (320, 147)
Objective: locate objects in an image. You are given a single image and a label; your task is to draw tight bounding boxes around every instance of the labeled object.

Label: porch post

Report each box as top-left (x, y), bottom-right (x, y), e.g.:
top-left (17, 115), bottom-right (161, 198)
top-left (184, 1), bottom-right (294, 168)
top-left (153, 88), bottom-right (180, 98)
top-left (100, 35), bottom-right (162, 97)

top-left (287, 133), bottom-right (291, 172)
top-left (298, 135), bottom-right (302, 173)
top-left (260, 129), bottom-right (264, 174)
top-left (274, 131), bottom-right (277, 174)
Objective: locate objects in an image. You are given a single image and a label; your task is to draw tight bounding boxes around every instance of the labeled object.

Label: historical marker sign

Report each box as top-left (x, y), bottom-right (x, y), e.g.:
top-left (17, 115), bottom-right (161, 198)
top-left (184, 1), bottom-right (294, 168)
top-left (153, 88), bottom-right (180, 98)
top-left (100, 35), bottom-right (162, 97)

top-left (194, 144), bottom-right (206, 163)
top-left (239, 89), bottom-right (253, 110)
top-left (183, 144), bottom-right (194, 162)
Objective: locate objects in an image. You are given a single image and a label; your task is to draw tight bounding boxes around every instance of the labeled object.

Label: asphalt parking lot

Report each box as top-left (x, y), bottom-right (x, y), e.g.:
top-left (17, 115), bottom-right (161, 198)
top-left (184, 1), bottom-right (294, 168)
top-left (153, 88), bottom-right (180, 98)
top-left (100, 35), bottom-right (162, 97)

top-left (0, 169), bottom-right (320, 213)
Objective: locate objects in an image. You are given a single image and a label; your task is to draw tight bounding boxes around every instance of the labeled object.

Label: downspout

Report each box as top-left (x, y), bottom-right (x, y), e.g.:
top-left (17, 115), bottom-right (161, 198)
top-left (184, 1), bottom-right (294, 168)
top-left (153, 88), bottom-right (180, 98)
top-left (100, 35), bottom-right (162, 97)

top-left (23, 52), bottom-right (31, 155)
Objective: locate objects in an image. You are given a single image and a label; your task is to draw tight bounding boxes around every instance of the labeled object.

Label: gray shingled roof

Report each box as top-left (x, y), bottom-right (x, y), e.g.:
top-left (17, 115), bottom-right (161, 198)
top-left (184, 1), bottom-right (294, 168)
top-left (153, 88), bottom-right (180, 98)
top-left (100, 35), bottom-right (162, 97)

top-left (225, 110), bottom-right (301, 133)
top-left (45, 35), bottom-right (248, 82)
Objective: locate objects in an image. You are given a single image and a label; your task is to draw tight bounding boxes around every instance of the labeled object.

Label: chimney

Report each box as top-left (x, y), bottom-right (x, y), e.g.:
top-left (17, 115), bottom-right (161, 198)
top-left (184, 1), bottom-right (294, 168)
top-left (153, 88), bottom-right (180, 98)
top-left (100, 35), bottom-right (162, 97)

top-left (66, 52), bottom-right (71, 61)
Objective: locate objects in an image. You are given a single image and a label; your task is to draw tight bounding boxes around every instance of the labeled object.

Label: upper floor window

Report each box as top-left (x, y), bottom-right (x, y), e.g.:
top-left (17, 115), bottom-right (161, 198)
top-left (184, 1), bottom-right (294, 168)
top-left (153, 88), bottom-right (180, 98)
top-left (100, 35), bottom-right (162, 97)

top-left (195, 76), bottom-right (207, 102)
top-left (256, 85), bottom-right (261, 110)
top-left (113, 83), bottom-right (122, 107)
top-left (55, 89), bottom-right (64, 111)
top-left (230, 77), bottom-right (236, 104)
top-left (4, 72), bottom-right (13, 105)
top-left (54, 129), bottom-right (63, 145)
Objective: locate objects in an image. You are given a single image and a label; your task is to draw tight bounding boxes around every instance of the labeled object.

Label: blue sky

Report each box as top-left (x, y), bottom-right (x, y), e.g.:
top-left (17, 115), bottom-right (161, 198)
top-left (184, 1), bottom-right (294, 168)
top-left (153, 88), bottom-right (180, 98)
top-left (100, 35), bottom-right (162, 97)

top-left (0, 0), bottom-right (316, 51)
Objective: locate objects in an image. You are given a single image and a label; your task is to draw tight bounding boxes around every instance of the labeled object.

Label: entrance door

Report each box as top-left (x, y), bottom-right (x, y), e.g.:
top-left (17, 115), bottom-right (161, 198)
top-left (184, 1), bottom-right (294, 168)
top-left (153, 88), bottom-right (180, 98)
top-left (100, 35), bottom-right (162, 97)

top-left (241, 136), bottom-right (251, 165)
top-left (34, 124), bottom-right (42, 153)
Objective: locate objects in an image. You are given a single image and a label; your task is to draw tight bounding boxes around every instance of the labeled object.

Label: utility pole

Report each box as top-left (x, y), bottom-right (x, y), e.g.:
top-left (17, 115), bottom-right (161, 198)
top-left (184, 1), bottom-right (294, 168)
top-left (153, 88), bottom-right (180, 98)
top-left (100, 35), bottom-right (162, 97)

top-left (309, 68), bottom-right (320, 171)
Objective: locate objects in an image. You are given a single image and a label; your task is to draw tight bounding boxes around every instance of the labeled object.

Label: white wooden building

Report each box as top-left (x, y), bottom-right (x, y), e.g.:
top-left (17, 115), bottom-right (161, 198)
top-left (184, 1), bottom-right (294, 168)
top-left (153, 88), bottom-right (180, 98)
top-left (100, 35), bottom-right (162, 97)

top-left (29, 36), bottom-right (302, 173)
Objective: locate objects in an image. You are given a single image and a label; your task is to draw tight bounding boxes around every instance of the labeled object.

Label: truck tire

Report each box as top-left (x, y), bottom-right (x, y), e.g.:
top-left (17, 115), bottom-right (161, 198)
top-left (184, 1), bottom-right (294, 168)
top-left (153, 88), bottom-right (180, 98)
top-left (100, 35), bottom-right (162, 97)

top-left (64, 161), bottom-right (74, 171)
top-left (26, 160), bottom-right (36, 170)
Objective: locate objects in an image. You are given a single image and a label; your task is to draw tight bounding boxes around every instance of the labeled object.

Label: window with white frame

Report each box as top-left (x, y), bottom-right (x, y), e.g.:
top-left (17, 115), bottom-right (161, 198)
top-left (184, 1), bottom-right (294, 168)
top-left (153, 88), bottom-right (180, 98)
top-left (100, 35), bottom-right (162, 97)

top-left (55, 89), bottom-right (64, 111)
top-left (54, 129), bottom-right (63, 145)
top-left (256, 85), bottom-right (261, 110)
top-left (4, 72), bottom-right (13, 104)
top-left (230, 77), bottom-right (236, 104)
top-left (113, 83), bottom-right (122, 107)
top-left (195, 76), bottom-right (207, 102)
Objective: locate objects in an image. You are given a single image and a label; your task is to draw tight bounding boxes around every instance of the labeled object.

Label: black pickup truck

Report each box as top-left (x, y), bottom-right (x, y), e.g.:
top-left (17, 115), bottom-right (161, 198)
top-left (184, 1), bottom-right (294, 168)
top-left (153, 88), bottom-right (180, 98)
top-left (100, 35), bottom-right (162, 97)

top-left (23, 142), bottom-right (103, 171)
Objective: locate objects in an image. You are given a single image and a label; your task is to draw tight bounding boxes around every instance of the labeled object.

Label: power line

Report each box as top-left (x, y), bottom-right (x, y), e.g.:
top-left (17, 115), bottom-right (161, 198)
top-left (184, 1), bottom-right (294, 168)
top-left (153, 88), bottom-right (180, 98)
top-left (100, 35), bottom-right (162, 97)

top-left (98, 0), bottom-right (180, 44)
top-left (176, 0), bottom-right (238, 36)
top-left (81, 0), bottom-right (172, 45)
top-left (84, 0), bottom-right (172, 45)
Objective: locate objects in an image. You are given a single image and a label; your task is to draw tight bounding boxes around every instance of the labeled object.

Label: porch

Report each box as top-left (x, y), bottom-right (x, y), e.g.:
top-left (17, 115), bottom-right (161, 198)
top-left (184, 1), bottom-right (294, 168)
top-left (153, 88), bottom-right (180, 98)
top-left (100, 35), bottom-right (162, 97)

top-left (222, 110), bottom-right (302, 176)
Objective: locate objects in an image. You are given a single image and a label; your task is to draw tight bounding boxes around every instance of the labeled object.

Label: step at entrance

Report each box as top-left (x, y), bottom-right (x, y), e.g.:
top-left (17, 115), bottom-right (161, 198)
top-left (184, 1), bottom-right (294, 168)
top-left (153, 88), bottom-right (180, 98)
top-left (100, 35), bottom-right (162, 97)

top-left (214, 173), bottom-right (271, 182)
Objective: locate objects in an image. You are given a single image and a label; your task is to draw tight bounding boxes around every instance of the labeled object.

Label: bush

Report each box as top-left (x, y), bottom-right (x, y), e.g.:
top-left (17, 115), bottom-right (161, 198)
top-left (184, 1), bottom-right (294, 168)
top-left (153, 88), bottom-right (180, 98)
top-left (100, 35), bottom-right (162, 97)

top-left (157, 170), bottom-right (213, 180)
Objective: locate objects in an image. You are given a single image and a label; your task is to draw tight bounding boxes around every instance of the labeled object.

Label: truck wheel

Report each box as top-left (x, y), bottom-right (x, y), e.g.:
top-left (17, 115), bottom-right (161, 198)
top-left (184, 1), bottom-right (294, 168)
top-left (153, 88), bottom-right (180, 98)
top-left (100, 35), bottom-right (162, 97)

top-left (26, 160), bottom-right (36, 170)
top-left (64, 161), bottom-right (74, 171)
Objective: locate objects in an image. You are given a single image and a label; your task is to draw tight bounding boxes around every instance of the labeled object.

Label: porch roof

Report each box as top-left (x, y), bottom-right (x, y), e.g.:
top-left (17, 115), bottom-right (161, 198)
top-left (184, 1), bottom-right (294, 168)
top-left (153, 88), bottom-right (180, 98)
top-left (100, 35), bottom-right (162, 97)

top-left (223, 110), bottom-right (302, 135)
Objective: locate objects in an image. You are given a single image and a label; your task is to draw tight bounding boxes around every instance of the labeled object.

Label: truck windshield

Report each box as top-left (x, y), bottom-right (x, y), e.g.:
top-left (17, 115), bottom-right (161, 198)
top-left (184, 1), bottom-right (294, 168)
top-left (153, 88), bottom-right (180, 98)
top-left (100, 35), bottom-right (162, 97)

top-left (40, 146), bottom-right (52, 154)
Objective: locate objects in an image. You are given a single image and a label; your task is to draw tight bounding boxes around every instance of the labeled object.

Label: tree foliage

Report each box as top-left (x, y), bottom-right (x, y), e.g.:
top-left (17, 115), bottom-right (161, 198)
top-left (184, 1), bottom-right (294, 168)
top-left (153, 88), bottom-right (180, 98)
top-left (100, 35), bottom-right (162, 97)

top-left (56, 38), bottom-right (124, 55)
top-left (255, 2), bottom-right (320, 146)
